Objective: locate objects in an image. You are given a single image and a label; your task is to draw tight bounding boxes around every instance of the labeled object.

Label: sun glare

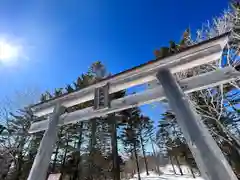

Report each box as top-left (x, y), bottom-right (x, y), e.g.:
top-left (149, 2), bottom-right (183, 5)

top-left (0, 40), bottom-right (21, 63)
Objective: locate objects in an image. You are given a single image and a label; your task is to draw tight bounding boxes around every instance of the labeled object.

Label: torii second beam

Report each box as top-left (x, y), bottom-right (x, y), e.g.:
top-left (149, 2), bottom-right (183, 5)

top-left (29, 66), bottom-right (240, 133)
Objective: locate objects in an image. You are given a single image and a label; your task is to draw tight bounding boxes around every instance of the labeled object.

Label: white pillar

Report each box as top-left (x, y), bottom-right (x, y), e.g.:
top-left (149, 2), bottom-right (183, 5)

top-left (27, 104), bottom-right (65, 180)
top-left (156, 68), bottom-right (238, 180)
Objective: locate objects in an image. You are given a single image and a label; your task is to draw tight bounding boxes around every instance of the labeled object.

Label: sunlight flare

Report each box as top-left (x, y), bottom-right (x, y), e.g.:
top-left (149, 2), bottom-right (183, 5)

top-left (0, 39), bottom-right (22, 63)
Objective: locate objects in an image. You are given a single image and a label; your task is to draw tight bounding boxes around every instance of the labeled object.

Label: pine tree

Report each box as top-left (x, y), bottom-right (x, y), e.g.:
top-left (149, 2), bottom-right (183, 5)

top-left (156, 120), bottom-right (177, 174)
top-left (121, 107), bottom-right (142, 180)
top-left (107, 90), bottom-right (126, 180)
top-left (137, 115), bottom-right (153, 176)
top-left (3, 108), bottom-right (34, 180)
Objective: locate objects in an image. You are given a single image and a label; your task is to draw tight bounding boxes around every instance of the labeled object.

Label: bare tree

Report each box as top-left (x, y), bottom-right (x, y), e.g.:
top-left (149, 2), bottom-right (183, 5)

top-left (0, 88), bottom-right (40, 179)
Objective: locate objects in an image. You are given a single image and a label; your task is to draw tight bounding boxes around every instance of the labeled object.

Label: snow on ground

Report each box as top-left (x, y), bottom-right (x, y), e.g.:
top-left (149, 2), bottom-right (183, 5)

top-left (128, 165), bottom-right (204, 180)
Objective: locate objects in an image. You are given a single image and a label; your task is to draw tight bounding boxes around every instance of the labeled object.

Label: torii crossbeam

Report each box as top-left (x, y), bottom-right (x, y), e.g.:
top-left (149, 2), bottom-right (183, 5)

top-left (27, 33), bottom-right (239, 180)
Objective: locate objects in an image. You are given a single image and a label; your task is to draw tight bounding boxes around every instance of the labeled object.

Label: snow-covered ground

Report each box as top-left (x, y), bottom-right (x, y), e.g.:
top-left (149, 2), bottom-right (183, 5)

top-left (128, 165), bottom-right (204, 180)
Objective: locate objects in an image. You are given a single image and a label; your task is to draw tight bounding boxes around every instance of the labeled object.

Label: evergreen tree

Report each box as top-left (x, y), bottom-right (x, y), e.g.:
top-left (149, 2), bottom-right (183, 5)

top-left (137, 115), bottom-right (153, 176)
top-left (3, 108), bottom-right (35, 180)
top-left (121, 107), bottom-right (142, 180)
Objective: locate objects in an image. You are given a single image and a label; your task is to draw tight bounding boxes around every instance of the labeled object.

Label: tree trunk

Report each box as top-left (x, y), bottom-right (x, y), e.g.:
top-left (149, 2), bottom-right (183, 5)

top-left (73, 122), bottom-right (83, 180)
top-left (183, 152), bottom-right (195, 178)
top-left (174, 155), bottom-right (183, 175)
top-left (169, 155), bottom-right (177, 175)
top-left (52, 145), bottom-right (60, 172)
top-left (15, 140), bottom-right (25, 180)
top-left (131, 152), bottom-right (135, 178)
top-left (150, 138), bottom-right (161, 175)
top-left (88, 119), bottom-right (97, 180)
top-left (110, 114), bottom-right (121, 180)
top-left (61, 134), bottom-right (69, 175)
top-left (189, 166), bottom-right (196, 178)
top-left (133, 144), bottom-right (141, 180)
top-left (139, 132), bottom-right (149, 175)
top-left (90, 119), bottom-right (97, 150)
top-left (15, 154), bottom-right (23, 180)
top-left (2, 159), bottom-right (12, 180)
top-left (52, 128), bottom-right (63, 172)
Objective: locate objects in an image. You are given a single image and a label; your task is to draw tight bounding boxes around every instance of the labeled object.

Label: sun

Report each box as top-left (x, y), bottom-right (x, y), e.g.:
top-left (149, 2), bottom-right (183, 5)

top-left (0, 40), bottom-right (21, 63)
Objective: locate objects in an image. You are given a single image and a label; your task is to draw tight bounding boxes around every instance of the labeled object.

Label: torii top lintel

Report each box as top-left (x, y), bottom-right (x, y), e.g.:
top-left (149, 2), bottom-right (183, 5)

top-left (30, 32), bottom-right (229, 117)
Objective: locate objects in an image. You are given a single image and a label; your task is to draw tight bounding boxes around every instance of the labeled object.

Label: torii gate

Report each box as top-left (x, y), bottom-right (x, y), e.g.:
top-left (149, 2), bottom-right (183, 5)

top-left (27, 32), bottom-right (240, 180)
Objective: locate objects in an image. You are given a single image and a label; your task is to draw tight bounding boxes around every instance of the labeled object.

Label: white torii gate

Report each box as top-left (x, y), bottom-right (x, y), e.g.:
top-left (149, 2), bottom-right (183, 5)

top-left (27, 32), bottom-right (239, 180)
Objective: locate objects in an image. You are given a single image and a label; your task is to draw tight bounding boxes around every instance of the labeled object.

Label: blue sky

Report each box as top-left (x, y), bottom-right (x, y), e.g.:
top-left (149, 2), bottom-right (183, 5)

top-left (0, 0), bottom-right (229, 122)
